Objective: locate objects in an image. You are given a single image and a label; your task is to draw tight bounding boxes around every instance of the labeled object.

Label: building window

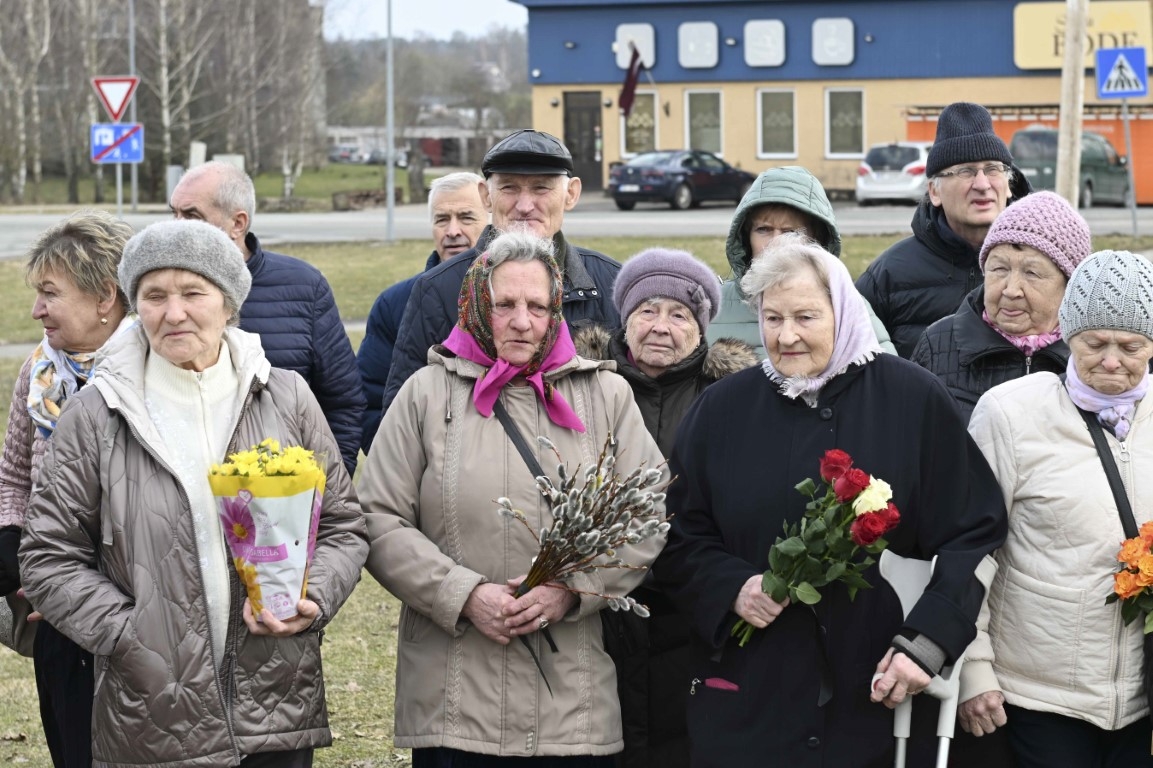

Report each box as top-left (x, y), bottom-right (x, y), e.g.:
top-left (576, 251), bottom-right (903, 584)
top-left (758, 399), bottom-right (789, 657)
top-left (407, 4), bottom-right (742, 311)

top-left (757, 89), bottom-right (795, 157)
top-left (622, 92), bottom-right (657, 156)
top-left (686, 91), bottom-right (722, 154)
top-left (826, 89), bottom-right (864, 157)
top-left (678, 21), bottom-right (718, 69)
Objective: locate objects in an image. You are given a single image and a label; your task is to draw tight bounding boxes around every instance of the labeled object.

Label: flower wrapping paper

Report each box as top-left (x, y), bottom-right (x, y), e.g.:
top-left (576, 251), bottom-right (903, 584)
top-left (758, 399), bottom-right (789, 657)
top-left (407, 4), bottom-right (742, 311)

top-left (209, 470), bottom-right (325, 620)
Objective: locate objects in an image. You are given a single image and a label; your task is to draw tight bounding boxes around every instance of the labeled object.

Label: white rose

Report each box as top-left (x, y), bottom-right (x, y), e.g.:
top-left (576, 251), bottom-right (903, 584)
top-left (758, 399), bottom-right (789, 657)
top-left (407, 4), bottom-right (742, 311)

top-left (852, 477), bottom-right (892, 516)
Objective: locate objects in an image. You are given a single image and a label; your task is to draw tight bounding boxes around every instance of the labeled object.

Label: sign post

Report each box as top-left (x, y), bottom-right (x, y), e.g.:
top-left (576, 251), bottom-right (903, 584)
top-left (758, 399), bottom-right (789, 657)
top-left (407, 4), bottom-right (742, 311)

top-left (90, 76), bottom-right (141, 218)
top-left (1096, 47), bottom-right (1147, 237)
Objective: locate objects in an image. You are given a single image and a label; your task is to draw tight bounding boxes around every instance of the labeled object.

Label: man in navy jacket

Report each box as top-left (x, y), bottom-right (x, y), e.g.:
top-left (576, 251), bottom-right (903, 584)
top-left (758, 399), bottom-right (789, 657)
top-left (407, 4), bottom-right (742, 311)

top-left (375, 129), bottom-right (622, 423)
top-left (169, 161), bottom-right (365, 475)
top-left (357, 172), bottom-right (487, 452)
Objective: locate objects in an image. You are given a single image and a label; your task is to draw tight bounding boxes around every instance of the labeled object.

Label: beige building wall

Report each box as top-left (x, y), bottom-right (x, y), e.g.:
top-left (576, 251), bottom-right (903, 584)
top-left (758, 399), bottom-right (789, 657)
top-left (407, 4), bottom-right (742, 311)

top-left (532, 75), bottom-right (1087, 193)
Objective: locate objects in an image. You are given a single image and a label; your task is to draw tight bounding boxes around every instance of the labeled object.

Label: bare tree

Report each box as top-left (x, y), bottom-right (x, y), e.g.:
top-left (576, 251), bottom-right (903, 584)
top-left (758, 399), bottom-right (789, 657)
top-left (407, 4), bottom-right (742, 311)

top-left (0, 0), bottom-right (51, 202)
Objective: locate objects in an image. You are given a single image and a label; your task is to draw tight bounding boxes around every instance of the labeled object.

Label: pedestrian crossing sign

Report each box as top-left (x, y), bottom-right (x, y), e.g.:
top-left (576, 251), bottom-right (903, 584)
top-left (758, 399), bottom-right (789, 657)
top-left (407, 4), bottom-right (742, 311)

top-left (1096, 47), bottom-right (1148, 99)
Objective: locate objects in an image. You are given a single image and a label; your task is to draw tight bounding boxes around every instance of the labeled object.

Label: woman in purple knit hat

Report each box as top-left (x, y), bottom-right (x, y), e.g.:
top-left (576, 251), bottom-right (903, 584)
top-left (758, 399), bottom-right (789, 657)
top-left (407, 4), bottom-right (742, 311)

top-left (912, 190), bottom-right (1092, 424)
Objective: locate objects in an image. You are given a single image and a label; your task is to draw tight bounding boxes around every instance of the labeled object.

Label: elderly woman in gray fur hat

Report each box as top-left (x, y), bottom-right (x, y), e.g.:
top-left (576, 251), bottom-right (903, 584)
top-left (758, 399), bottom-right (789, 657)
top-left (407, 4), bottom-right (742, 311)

top-left (575, 247), bottom-right (756, 768)
top-left (19, 219), bottom-right (367, 768)
top-left (966, 250), bottom-right (1153, 766)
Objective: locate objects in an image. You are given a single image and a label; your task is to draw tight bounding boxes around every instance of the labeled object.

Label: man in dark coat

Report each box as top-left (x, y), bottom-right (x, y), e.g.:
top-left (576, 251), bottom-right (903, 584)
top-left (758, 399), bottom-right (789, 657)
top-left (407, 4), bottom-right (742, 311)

top-left (855, 102), bottom-right (1032, 358)
top-left (357, 171), bottom-right (487, 452)
top-left (376, 129), bottom-right (622, 420)
top-left (169, 161), bottom-right (364, 475)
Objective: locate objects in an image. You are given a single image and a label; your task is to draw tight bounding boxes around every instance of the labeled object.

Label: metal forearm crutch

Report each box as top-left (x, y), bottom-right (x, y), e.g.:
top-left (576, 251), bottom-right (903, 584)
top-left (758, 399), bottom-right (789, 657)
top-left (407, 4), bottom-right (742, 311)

top-left (875, 551), bottom-right (966, 768)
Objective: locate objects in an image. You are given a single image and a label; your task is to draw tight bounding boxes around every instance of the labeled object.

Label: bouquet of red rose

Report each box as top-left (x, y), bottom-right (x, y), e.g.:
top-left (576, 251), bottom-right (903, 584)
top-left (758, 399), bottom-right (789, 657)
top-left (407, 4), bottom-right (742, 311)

top-left (1106, 521), bottom-right (1153, 633)
top-left (732, 449), bottom-right (901, 647)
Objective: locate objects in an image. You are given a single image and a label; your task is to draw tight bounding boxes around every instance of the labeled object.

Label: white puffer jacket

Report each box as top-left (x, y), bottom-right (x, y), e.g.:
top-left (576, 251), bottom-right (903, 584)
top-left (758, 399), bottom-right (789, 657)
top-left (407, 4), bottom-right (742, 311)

top-left (965, 372), bottom-right (1152, 730)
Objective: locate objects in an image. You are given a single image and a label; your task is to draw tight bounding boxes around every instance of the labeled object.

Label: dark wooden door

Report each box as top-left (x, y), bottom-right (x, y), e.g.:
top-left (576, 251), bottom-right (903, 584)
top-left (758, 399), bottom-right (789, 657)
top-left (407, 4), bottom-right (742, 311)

top-left (563, 91), bottom-right (604, 191)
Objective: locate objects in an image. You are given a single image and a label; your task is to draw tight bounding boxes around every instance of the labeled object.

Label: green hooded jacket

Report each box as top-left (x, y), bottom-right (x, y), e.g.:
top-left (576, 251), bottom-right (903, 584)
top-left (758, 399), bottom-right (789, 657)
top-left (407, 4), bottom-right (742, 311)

top-left (706, 165), bottom-right (894, 356)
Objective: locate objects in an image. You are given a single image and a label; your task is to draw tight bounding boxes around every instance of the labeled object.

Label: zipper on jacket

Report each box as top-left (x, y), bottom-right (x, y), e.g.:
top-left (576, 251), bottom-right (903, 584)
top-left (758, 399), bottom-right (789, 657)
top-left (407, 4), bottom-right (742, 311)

top-left (1024, 355), bottom-right (1032, 375)
top-left (690, 677), bottom-right (701, 695)
top-left (110, 377), bottom-right (263, 764)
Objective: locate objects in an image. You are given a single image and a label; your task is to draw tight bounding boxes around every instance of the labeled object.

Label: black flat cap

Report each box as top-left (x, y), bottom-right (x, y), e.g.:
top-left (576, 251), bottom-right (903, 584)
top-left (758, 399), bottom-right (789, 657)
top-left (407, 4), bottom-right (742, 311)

top-left (481, 129), bottom-right (574, 177)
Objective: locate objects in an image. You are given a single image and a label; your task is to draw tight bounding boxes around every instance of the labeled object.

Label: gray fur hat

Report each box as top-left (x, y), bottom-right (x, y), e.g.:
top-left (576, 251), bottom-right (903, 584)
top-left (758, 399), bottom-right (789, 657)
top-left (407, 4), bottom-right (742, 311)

top-left (119, 220), bottom-right (252, 314)
top-left (1059, 250), bottom-right (1153, 341)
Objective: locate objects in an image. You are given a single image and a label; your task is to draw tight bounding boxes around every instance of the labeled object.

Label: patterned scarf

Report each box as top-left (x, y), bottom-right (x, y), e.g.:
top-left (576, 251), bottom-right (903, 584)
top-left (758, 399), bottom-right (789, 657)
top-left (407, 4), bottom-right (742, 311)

top-left (1064, 357), bottom-right (1149, 441)
top-left (25, 316), bottom-right (136, 436)
top-left (442, 250), bottom-right (584, 431)
top-left (757, 249), bottom-right (882, 407)
top-left (982, 309), bottom-right (1063, 358)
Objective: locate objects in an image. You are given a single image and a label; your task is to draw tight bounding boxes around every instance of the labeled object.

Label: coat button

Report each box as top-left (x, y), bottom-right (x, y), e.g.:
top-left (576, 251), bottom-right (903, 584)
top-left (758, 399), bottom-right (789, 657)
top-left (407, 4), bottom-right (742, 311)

top-left (807, 737), bottom-right (820, 749)
top-left (819, 407), bottom-right (833, 420)
top-left (577, 290), bottom-right (585, 296)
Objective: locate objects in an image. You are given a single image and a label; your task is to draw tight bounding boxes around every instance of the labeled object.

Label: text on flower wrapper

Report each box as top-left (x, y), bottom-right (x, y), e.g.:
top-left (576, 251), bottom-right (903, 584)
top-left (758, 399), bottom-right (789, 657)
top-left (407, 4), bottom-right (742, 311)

top-left (247, 545), bottom-right (288, 563)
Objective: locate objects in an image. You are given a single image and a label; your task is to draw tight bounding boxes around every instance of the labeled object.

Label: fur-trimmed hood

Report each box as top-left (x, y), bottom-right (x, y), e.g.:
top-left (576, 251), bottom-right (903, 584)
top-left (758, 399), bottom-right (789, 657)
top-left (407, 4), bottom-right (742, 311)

top-left (572, 324), bottom-right (758, 381)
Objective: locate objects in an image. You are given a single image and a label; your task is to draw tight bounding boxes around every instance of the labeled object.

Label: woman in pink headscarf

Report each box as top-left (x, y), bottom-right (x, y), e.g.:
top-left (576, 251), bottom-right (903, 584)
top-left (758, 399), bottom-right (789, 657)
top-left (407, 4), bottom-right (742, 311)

top-left (359, 230), bottom-right (666, 767)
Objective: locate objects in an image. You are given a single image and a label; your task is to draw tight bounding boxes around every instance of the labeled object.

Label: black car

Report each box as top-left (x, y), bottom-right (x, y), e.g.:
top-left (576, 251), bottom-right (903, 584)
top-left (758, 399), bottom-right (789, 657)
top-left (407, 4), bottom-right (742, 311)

top-left (608, 150), bottom-right (756, 210)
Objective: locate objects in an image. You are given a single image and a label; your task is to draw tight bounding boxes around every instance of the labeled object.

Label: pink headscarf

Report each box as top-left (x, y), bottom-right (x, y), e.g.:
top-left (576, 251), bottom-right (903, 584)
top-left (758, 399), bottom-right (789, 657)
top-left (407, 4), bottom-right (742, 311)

top-left (747, 239), bottom-right (882, 406)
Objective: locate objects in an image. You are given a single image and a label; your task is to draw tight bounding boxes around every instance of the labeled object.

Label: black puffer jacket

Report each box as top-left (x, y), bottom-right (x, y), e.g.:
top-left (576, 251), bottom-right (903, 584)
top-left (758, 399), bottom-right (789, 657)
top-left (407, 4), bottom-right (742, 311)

top-left (574, 326), bottom-right (759, 457)
top-left (855, 201), bottom-right (985, 359)
top-left (911, 287), bottom-right (1069, 423)
top-left (574, 326), bottom-right (756, 768)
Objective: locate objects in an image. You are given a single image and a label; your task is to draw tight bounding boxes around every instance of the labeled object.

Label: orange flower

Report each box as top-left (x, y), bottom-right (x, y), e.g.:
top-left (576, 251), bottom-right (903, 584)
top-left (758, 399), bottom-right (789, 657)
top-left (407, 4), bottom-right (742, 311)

top-left (1115, 569), bottom-right (1143, 600)
top-left (1137, 553), bottom-right (1153, 581)
top-left (1141, 521), bottom-right (1153, 546)
top-left (1119, 537), bottom-right (1148, 569)
top-left (1138, 569), bottom-right (1153, 588)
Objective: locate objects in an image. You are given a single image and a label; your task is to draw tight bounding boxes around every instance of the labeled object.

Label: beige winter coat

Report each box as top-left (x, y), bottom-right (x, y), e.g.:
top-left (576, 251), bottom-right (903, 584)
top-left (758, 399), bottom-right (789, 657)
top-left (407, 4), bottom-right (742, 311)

top-left (19, 326), bottom-right (368, 767)
top-left (360, 347), bottom-right (667, 757)
top-left (965, 372), bottom-right (1152, 730)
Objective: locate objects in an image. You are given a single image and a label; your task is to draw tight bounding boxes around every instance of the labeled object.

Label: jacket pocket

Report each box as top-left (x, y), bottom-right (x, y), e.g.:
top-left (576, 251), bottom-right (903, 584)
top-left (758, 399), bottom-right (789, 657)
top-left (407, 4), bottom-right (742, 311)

top-left (990, 565), bottom-right (1084, 691)
top-left (400, 603), bottom-right (429, 643)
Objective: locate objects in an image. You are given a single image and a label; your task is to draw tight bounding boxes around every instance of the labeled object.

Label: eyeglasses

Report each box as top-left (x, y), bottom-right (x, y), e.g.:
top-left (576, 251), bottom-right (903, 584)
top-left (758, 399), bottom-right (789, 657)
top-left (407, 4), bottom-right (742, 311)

top-left (935, 163), bottom-right (1009, 181)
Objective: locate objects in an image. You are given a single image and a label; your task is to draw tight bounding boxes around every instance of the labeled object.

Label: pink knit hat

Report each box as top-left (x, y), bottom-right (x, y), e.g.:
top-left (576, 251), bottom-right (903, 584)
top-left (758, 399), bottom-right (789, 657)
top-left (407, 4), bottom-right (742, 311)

top-left (978, 191), bottom-right (1091, 278)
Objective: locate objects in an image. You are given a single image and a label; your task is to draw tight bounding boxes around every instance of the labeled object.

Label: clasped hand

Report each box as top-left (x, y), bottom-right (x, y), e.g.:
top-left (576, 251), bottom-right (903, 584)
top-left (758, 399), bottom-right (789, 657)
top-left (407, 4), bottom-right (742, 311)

top-left (461, 576), bottom-right (576, 645)
top-left (870, 648), bottom-right (932, 709)
top-left (732, 573), bottom-right (790, 628)
top-left (242, 598), bottom-right (319, 637)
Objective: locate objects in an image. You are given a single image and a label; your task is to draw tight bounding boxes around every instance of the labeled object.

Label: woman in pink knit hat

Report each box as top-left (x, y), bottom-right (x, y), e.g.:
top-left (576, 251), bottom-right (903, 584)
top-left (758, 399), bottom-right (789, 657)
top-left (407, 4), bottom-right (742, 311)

top-left (911, 190), bottom-right (1092, 424)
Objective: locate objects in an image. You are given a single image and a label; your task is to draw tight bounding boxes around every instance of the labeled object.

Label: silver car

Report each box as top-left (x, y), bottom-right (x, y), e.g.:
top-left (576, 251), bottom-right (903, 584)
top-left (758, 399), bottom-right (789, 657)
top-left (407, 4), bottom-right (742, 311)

top-left (855, 142), bottom-right (933, 205)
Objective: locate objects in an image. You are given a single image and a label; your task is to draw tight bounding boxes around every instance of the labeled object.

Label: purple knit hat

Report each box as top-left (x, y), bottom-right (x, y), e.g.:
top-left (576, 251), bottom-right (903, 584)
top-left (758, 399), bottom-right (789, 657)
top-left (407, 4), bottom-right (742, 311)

top-left (978, 190), bottom-right (1092, 278)
top-left (613, 248), bottom-right (721, 333)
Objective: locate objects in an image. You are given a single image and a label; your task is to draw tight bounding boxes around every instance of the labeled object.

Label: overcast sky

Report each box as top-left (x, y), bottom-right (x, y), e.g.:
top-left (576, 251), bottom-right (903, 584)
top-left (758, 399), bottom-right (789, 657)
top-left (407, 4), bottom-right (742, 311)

top-left (324, 0), bottom-right (528, 40)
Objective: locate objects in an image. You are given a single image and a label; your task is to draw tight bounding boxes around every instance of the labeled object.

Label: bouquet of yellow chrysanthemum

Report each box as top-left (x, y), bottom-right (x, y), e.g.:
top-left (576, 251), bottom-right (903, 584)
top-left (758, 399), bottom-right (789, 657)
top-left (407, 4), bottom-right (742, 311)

top-left (208, 438), bottom-right (326, 621)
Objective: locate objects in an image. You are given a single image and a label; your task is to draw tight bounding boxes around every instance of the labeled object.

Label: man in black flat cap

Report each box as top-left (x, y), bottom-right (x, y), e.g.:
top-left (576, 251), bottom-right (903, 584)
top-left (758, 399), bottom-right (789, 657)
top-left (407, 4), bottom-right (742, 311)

top-left (855, 102), bottom-right (1032, 358)
top-left (372, 129), bottom-right (622, 424)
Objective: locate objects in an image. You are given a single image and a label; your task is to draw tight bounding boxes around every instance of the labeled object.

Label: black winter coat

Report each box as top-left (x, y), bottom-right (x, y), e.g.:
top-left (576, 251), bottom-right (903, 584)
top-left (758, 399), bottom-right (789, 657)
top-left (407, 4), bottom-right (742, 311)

top-left (379, 226), bottom-right (622, 416)
top-left (574, 326), bottom-right (757, 768)
top-left (855, 201), bottom-right (984, 359)
top-left (653, 355), bottom-right (1006, 768)
top-left (239, 233), bottom-right (365, 475)
top-left (911, 287), bottom-right (1069, 423)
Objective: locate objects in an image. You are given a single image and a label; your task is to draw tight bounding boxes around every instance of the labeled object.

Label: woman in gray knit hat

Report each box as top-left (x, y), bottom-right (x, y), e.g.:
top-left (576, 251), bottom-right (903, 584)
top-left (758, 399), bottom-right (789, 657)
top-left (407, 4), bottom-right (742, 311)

top-left (967, 250), bottom-right (1153, 766)
top-left (19, 219), bottom-right (368, 767)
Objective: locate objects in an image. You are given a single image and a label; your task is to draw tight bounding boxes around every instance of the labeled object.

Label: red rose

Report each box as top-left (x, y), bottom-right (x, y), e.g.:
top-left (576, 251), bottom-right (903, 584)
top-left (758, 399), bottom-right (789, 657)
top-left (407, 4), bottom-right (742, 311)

top-left (834, 468), bottom-right (870, 502)
top-left (820, 449), bottom-right (853, 482)
top-left (851, 512), bottom-right (890, 547)
top-left (879, 502), bottom-right (901, 530)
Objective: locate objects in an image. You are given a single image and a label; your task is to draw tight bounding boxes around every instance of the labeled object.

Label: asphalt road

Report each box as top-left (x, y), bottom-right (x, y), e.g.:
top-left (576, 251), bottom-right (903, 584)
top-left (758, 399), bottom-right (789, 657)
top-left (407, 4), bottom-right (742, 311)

top-left (2, 196), bottom-right (1150, 259)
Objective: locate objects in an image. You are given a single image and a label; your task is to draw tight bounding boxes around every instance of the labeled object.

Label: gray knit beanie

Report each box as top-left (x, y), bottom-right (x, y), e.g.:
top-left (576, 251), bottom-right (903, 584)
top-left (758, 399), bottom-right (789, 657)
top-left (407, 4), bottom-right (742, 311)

top-left (614, 248), bottom-right (721, 333)
top-left (979, 191), bottom-right (1092, 278)
top-left (926, 102), bottom-right (1013, 178)
top-left (1059, 250), bottom-right (1153, 341)
top-left (119, 220), bottom-right (252, 315)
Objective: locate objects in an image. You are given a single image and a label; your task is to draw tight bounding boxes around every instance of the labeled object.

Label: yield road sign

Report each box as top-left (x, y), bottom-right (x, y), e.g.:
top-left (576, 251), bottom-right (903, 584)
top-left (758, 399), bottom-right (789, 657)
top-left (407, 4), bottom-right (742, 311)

top-left (1096, 47), bottom-right (1148, 99)
top-left (91, 123), bottom-right (144, 164)
top-left (91, 76), bottom-right (140, 121)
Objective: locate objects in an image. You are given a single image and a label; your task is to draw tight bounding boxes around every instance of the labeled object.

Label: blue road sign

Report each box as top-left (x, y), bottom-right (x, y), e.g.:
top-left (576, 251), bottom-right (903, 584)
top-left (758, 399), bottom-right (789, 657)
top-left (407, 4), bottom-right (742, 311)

top-left (90, 123), bottom-right (144, 164)
top-left (1097, 47), bottom-right (1148, 99)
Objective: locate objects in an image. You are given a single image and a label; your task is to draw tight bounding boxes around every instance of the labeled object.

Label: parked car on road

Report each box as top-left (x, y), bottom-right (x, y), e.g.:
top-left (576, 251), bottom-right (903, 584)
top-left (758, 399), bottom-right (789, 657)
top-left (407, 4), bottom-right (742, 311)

top-left (367, 148), bottom-right (409, 167)
top-left (328, 144), bottom-right (366, 163)
top-left (608, 149), bottom-right (756, 210)
top-left (1009, 126), bottom-right (1130, 207)
top-left (855, 141), bottom-right (932, 205)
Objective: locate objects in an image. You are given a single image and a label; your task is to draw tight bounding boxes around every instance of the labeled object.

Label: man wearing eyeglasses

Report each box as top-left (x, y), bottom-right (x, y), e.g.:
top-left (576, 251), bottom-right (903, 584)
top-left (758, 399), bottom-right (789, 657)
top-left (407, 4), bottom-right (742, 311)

top-left (856, 102), bottom-right (1032, 358)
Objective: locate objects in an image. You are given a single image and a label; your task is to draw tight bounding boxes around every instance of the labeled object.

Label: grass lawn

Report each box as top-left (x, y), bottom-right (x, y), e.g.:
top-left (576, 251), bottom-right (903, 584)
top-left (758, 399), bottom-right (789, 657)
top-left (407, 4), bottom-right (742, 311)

top-left (2, 230), bottom-right (1153, 764)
